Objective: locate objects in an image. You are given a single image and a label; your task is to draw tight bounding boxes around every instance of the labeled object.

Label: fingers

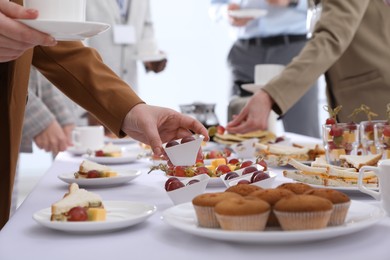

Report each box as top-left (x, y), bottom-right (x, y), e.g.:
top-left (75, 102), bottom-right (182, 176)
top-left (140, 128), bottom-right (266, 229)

top-left (179, 115), bottom-right (209, 141)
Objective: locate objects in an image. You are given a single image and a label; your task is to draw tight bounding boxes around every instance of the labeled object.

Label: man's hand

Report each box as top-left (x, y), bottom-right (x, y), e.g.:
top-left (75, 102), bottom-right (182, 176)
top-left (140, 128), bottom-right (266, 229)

top-left (121, 104), bottom-right (209, 156)
top-left (226, 90), bottom-right (274, 134)
top-left (144, 57), bottom-right (167, 73)
top-left (33, 120), bottom-right (70, 155)
top-left (0, 1), bottom-right (56, 62)
top-left (227, 3), bottom-right (254, 27)
top-left (62, 124), bottom-right (75, 146)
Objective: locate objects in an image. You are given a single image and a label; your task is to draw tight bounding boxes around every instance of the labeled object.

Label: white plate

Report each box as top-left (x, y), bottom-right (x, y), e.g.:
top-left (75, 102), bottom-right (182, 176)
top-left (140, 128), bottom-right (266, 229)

top-left (309, 184), bottom-right (378, 192)
top-left (104, 136), bottom-right (137, 145)
top-left (228, 9), bottom-right (268, 19)
top-left (82, 151), bottom-right (138, 164)
top-left (33, 201), bottom-right (156, 233)
top-left (58, 169), bottom-right (142, 187)
top-left (137, 53), bottom-right (167, 62)
top-left (241, 83), bottom-right (263, 93)
top-left (67, 146), bottom-right (88, 156)
top-left (162, 201), bottom-right (385, 244)
top-left (18, 19), bottom-right (110, 41)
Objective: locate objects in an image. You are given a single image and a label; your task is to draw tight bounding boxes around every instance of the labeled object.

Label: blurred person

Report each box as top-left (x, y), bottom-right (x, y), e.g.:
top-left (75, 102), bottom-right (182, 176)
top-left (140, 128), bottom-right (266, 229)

top-left (0, 0), bottom-right (208, 229)
top-left (227, 0), bottom-right (390, 134)
top-left (210, 0), bottom-right (320, 137)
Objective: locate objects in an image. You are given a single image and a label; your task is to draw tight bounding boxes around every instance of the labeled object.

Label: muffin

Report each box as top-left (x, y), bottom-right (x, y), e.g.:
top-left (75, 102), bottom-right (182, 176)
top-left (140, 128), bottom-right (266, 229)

top-left (274, 194), bottom-right (333, 230)
top-left (225, 184), bottom-right (262, 196)
top-left (276, 182), bottom-right (314, 194)
top-left (305, 188), bottom-right (351, 226)
top-left (247, 188), bottom-right (295, 227)
top-left (214, 197), bottom-right (270, 231)
top-left (192, 192), bottom-right (242, 228)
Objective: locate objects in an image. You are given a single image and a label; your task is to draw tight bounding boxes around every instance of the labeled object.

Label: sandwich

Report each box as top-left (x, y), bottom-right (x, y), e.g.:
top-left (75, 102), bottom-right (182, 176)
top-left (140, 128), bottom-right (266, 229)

top-left (74, 160), bottom-right (117, 179)
top-left (213, 130), bottom-right (276, 145)
top-left (292, 143), bottom-right (325, 161)
top-left (256, 143), bottom-right (310, 166)
top-left (283, 158), bottom-right (378, 188)
top-left (338, 154), bottom-right (382, 170)
top-left (51, 183), bottom-right (106, 221)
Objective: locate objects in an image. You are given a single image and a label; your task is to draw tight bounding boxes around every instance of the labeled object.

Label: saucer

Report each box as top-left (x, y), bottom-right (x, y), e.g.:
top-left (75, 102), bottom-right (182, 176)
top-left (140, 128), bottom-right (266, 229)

top-left (241, 83), bottom-right (263, 93)
top-left (137, 53), bottom-right (167, 62)
top-left (228, 9), bottom-right (268, 19)
top-left (17, 19), bottom-right (110, 41)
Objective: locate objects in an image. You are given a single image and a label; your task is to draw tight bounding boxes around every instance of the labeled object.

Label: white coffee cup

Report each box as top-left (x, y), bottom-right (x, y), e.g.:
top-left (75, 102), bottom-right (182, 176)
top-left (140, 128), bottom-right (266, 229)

top-left (72, 126), bottom-right (104, 151)
top-left (358, 159), bottom-right (390, 215)
top-left (23, 0), bottom-right (86, 22)
top-left (138, 38), bottom-right (159, 56)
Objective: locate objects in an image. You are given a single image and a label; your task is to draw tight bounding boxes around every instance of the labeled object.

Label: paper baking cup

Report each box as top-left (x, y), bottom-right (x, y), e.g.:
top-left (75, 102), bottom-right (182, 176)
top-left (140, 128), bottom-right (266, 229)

top-left (274, 209), bottom-right (333, 231)
top-left (328, 201), bottom-right (351, 226)
top-left (193, 205), bottom-right (220, 228)
top-left (215, 211), bottom-right (270, 231)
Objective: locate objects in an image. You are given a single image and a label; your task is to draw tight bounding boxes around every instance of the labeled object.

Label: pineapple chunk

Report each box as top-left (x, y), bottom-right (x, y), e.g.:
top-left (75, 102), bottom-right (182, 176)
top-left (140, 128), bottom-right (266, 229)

top-left (211, 158), bottom-right (227, 168)
top-left (87, 208), bottom-right (106, 221)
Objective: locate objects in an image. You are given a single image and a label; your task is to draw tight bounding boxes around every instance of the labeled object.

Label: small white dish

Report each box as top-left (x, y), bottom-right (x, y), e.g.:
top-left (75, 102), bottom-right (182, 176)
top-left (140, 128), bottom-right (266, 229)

top-left (231, 138), bottom-right (258, 159)
top-left (166, 174), bottom-right (210, 205)
top-left (58, 169), bottom-right (142, 187)
top-left (137, 53), bottom-right (167, 62)
top-left (104, 136), bottom-right (137, 145)
top-left (18, 19), bottom-right (110, 41)
top-left (227, 171), bottom-right (277, 188)
top-left (164, 135), bottom-right (204, 166)
top-left (33, 201), bottom-right (156, 233)
top-left (67, 146), bottom-right (88, 156)
top-left (162, 200), bottom-right (385, 244)
top-left (228, 9), bottom-right (268, 19)
top-left (219, 163), bottom-right (264, 187)
top-left (82, 149), bottom-right (138, 164)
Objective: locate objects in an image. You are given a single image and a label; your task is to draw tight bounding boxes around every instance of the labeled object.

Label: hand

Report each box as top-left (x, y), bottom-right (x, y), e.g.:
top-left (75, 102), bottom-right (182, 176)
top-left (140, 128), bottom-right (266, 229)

top-left (0, 1), bottom-right (57, 62)
top-left (144, 56), bottom-right (167, 73)
top-left (266, 0), bottom-right (292, 7)
top-left (33, 120), bottom-right (70, 155)
top-left (121, 104), bottom-right (209, 156)
top-left (226, 90), bottom-right (273, 134)
top-left (62, 124), bottom-right (75, 146)
top-left (227, 3), bottom-right (254, 27)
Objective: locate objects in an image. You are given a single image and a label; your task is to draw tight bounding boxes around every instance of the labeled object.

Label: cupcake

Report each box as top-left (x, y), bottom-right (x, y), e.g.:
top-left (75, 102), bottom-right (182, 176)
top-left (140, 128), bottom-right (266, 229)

top-left (214, 197), bottom-right (270, 231)
top-left (274, 194), bottom-right (333, 230)
top-left (192, 192), bottom-right (242, 228)
top-left (247, 188), bottom-right (295, 227)
top-left (305, 188), bottom-right (351, 226)
top-left (276, 182), bottom-right (314, 194)
top-left (225, 183), bottom-right (262, 196)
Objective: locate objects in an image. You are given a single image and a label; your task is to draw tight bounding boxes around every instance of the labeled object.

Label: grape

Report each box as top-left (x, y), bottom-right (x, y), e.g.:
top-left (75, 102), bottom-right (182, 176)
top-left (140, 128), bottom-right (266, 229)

top-left (240, 160), bottom-right (253, 169)
top-left (325, 118), bottom-right (336, 125)
top-left (67, 206), bottom-right (88, 221)
top-left (166, 180), bottom-right (185, 191)
top-left (250, 171), bottom-right (270, 183)
top-left (242, 166), bottom-right (258, 175)
top-left (228, 158), bottom-right (240, 165)
top-left (383, 125), bottom-right (390, 137)
top-left (215, 165), bottom-right (231, 176)
top-left (165, 177), bottom-right (180, 190)
top-left (330, 124), bottom-right (343, 137)
top-left (186, 179), bottom-right (200, 186)
top-left (224, 172), bottom-right (239, 180)
top-left (237, 179), bottom-right (251, 185)
top-left (195, 166), bottom-right (211, 176)
top-left (180, 136), bottom-right (195, 144)
top-left (166, 140), bottom-right (180, 148)
top-left (256, 158), bottom-right (268, 171)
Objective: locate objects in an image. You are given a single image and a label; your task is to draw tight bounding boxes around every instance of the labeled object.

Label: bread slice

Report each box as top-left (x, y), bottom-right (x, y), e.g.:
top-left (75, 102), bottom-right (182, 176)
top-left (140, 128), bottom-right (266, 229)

top-left (51, 183), bottom-right (104, 221)
top-left (75, 160), bottom-right (117, 178)
top-left (339, 154), bottom-right (382, 170)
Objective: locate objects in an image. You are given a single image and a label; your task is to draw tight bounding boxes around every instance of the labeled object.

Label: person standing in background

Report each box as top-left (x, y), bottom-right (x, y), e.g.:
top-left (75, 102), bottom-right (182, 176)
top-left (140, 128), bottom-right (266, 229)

top-left (209, 0), bottom-right (320, 138)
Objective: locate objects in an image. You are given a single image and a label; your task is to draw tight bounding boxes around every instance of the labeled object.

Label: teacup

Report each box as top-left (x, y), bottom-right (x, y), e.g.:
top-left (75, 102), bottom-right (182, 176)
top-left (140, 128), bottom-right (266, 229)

top-left (23, 0), bottom-right (86, 22)
top-left (358, 159), bottom-right (390, 216)
top-left (254, 64), bottom-right (285, 86)
top-left (72, 126), bottom-right (104, 151)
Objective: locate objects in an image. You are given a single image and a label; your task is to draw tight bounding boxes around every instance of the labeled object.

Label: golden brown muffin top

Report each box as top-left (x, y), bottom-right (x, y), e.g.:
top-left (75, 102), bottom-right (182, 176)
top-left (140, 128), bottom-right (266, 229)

top-left (248, 188), bottom-right (295, 206)
top-left (225, 184), bottom-right (262, 196)
top-left (276, 182), bottom-right (314, 194)
top-left (274, 194), bottom-right (333, 212)
top-left (192, 192), bottom-right (242, 207)
top-left (305, 188), bottom-right (350, 204)
top-left (215, 197), bottom-right (270, 216)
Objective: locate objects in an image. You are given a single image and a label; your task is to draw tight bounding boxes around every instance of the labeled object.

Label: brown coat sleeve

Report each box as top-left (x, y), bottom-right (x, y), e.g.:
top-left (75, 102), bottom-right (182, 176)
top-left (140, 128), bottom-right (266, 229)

top-left (32, 41), bottom-right (144, 137)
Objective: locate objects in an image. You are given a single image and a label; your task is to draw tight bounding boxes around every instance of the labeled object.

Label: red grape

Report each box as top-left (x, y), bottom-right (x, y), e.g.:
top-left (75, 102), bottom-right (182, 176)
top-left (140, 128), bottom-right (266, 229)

top-left (166, 140), bottom-right (179, 148)
top-left (195, 166), bottom-right (211, 176)
top-left (237, 179), bottom-right (251, 185)
top-left (242, 166), bottom-right (258, 175)
top-left (383, 125), bottom-right (390, 137)
top-left (330, 124), bottom-right (343, 137)
top-left (240, 160), bottom-right (253, 169)
top-left (67, 206), bottom-right (88, 221)
top-left (215, 165), bottom-right (231, 176)
top-left (256, 158), bottom-right (268, 171)
top-left (224, 172), bottom-right (239, 180)
top-left (228, 158), bottom-right (240, 165)
top-left (186, 179), bottom-right (200, 186)
top-left (165, 177), bottom-right (180, 190)
top-left (250, 171), bottom-right (270, 183)
top-left (180, 136), bottom-right (195, 144)
top-left (166, 180), bottom-right (185, 191)
top-left (325, 118), bottom-right (336, 125)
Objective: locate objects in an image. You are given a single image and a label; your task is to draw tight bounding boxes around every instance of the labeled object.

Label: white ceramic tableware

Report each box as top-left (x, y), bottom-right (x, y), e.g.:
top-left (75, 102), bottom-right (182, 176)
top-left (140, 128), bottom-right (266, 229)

top-left (166, 174), bottom-right (210, 205)
top-left (163, 135), bottom-right (204, 166)
top-left (358, 159), bottom-right (390, 215)
top-left (72, 126), bottom-right (104, 151)
top-left (23, 0), bottom-right (86, 22)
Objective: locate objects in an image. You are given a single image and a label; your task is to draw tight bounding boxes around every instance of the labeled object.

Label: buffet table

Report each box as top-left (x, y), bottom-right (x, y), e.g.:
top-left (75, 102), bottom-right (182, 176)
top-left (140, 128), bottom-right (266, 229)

top-left (1, 133), bottom-right (389, 260)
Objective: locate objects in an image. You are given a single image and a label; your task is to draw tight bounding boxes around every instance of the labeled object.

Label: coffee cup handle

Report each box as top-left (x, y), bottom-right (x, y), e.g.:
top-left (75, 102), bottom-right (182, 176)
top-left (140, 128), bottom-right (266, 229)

top-left (358, 166), bottom-right (380, 200)
top-left (72, 131), bottom-right (81, 148)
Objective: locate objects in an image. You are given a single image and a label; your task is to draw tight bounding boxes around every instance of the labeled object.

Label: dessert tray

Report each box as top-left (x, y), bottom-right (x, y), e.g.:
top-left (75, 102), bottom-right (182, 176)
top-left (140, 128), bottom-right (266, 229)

top-left (162, 201), bottom-right (384, 244)
top-left (33, 201), bottom-right (156, 233)
top-left (18, 20), bottom-right (110, 41)
top-left (58, 169), bottom-right (142, 187)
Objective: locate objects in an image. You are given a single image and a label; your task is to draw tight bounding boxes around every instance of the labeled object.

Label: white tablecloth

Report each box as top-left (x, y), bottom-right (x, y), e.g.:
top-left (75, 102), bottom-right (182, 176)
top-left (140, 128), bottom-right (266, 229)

top-left (1, 133), bottom-right (389, 260)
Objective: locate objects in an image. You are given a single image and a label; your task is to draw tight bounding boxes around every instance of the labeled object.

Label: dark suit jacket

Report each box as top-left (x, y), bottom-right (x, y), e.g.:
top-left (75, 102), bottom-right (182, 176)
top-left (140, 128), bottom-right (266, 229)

top-left (0, 0), bottom-right (143, 229)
